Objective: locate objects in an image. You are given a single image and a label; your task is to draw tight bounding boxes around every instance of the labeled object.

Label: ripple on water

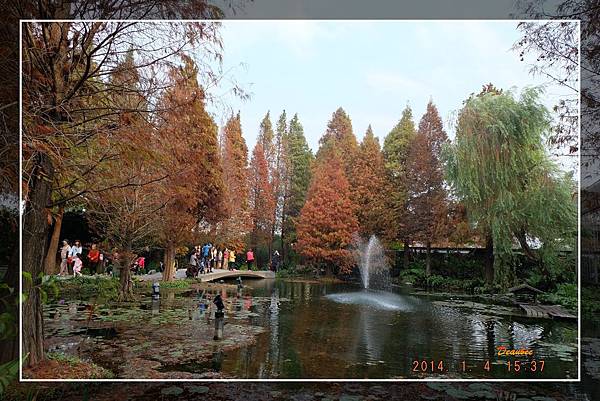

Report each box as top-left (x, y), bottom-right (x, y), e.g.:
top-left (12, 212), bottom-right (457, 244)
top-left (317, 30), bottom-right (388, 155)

top-left (324, 290), bottom-right (416, 311)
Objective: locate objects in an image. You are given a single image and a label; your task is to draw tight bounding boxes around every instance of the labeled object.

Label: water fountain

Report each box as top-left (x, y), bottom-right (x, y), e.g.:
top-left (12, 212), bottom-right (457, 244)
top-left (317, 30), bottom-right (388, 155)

top-left (357, 235), bottom-right (389, 290)
top-left (325, 235), bottom-right (416, 311)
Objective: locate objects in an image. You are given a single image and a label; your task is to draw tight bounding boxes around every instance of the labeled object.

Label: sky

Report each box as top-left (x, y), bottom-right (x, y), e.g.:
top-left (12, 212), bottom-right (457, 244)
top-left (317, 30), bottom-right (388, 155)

top-left (208, 20), bottom-right (575, 171)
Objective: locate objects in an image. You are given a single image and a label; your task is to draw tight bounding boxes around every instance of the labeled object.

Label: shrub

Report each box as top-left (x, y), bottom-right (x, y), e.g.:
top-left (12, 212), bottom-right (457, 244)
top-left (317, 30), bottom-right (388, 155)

top-left (539, 283), bottom-right (577, 310)
top-left (49, 276), bottom-right (120, 302)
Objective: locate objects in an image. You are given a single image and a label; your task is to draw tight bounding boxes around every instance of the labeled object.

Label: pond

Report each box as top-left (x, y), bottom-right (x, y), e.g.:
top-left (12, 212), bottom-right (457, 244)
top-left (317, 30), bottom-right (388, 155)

top-left (43, 278), bottom-right (578, 379)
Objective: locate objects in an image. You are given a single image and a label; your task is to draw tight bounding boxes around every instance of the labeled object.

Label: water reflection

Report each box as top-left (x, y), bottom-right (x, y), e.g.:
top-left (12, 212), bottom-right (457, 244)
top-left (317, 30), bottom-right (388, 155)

top-left (231, 279), bottom-right (577, 379)
top-left (44, 279), bottom-right (578, 379)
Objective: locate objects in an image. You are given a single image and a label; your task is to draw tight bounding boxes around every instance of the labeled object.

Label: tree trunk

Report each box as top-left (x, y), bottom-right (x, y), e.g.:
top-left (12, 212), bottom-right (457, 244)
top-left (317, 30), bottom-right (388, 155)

top-left (163, 242), bottom-right (176, 282)
top-left (484, 234), bottom-right (494, 285)
top-left (403, 239), bottom-right (410, 270)
top-left (44, 205), bottom-right (64, 275)
top-left (22, 153), bottom-right (54, 367)
top-left (119, 249), bottom-right (135, 301)
top-left (281, 192), bottom-right (288, 266)
top-left (425, 240), bottom-right (432, 276)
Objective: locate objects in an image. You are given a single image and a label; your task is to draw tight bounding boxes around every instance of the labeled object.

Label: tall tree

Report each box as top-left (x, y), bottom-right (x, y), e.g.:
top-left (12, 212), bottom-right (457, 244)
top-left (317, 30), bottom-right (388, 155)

top-left (217, 112), bottom-right (250, 249)
top-left (350, 125), bottom-right (387, 237)
top-left (271, 110), bottom-right (288, 257)
top-left (248, 142), bottom-right (276, 267)
top-left (154, 55), bottom-right (225, 281)
top-left (445, 87), bottom-right (577, 288)
top-left (382, 106), bottom-right (417, 266)
top-left (405, 101), bottom-right (449, 275)
top-left (281, 114), bottom-right (314, 265)
top-left (257, 111), bottom-right (278, 263)
top-left (317, 107), bottom-right (358, 171)
top-left (296, 151), bottom-right (358, 275)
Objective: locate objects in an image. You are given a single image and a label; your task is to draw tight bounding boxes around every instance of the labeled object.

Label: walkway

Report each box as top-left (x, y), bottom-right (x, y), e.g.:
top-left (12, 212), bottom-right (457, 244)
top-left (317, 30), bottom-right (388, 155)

top-left (139, 268), bottom-right (275, 282)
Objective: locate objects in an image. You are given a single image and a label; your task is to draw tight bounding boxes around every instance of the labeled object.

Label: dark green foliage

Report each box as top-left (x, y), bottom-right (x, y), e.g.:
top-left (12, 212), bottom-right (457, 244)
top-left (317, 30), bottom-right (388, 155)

top-left (282, 113), bottom-right (314, 264)
top-left (539, 283), bottom-right (577, 310)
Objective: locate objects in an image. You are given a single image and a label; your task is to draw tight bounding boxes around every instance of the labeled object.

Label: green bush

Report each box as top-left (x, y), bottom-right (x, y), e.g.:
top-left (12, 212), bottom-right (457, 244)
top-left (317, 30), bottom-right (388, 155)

top-left (539, 283), bottom-right (577, 310)
top-left (137, 278), bottom-right (197, 289)
top-left (49, 276), bottom-right (119, 302)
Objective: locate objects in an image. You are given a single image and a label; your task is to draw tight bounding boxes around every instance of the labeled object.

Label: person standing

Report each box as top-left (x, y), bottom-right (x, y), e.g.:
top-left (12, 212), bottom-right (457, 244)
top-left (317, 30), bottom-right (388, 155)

top-left (87, 243), bottom-right (100, 275)
top-left (73, 253), bottom-right (83, 277)
top-left (272, 250), bottom-right (280, 273)
top-left (189, 251), bottom-right (199, 277)
top-left (246, 249), bottom-right (254, 271)
top-left (217, 248), bottom-right (223, 270)
top-left (137, 256), bottom-right (145, 274)
top-left (223, 248), bottom-right (229, 271)
top-left (202, 243), bottom-right (210, 266)
top-left (58, 240), bottom-right (71, 276)
top-left (68, 240), bottom-right (82, 273)
top-left (229, 249), bottom-right (236, 271)
top-left (211, 246), bottom-right (217, 271)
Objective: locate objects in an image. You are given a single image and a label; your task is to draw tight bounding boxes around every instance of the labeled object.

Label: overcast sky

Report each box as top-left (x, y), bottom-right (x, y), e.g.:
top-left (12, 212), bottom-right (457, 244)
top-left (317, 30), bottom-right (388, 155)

top-left (208, 20), bottom-right (575, 172)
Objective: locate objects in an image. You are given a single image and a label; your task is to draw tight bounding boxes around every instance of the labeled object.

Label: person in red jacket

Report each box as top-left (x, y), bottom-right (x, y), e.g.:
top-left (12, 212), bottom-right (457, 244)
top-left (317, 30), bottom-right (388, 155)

top-left (87, 243), bottom-right (100, 275)
top-left (246, 249), bottom-right (254, 271)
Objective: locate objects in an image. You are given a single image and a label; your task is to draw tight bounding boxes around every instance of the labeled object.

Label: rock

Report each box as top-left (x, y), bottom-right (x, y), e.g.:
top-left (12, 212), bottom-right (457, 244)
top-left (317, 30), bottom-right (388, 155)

top-left (445, 388), bottom-right (474, 400)
top-left (426, 383), bottom-right (450, 392)
top-left (472, 391), bottom-right (496, 400)
top-left (160, 386), bottom-right (184, 396)
top-left (467, 383), bottom-right (492, 392)
top-left (292, 394), bottom-right (315, 401)
top-left (188, 385), bottom-right (209, 394)
top-left (340, 395), bottom-right (362, 401)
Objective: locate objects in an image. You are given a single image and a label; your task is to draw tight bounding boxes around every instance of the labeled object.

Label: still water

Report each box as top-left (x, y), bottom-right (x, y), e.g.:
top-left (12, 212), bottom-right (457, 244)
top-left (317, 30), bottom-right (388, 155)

top-left (45, 278), bottom-right (579, 379)
top-left (209, 279), bottom-right (578, 379)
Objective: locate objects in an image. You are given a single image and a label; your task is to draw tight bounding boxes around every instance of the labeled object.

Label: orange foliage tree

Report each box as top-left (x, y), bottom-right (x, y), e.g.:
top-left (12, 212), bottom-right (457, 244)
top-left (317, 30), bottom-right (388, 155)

top-left (350, 125), bottom-right (388, 238)
top-left (248, 142), bottom-right (276, 267)
top-left (154, 55), bottom-right (225, 281)
top-left (296, 152), bottom-right (358, 275)
top-left (216, 112), bottom-right (250, 250)
top-left (405, 100), bottom-right (450, 275)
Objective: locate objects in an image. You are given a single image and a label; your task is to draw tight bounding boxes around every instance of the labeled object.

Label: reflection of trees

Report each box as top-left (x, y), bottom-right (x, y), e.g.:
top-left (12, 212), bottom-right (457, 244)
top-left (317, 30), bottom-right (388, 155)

top-left (266, 287), bottom-right (280, 376)
top-left (352, 306), bottom-right (393, 362)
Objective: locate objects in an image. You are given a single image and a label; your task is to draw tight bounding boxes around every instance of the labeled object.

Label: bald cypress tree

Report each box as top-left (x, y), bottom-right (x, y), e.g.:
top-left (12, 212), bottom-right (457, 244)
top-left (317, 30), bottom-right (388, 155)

top-left (351, 125), bottom-right (388, 237)
top-left (282, 113), bottom-right (313, 265)
top-left (405, 101), bottom-right (449, 275)
top-left (383, 106), bottom-right (417, 265)
top-left (317, 107), bottom-right (358, 174)
top-left (218, 112), bottom-right (250, 248)
top-left (297, 151), bottom-right (358, 275)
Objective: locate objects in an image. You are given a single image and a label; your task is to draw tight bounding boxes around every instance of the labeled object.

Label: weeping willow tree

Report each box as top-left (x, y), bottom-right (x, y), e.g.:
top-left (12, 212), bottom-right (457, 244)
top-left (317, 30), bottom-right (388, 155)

top-left (445, 86), bottom-right (577, 289)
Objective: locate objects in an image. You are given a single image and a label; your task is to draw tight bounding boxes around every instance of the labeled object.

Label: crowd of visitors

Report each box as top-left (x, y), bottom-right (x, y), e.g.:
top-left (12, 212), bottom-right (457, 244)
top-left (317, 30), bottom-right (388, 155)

top-left (185, 244), bottom-right (281, 278)
top-left (57, 239), bottom-right (102, 277)
top-left (56, 238), bottom-right (283, 279)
